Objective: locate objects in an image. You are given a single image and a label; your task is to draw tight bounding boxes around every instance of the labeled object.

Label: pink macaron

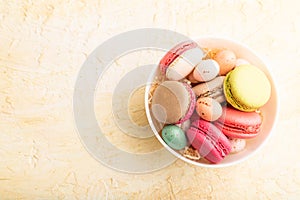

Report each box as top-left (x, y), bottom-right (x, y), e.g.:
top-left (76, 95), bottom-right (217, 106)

top-left (151, 81), bottom-right (196, 124)
top-left (214, 106), bottom-right (262, 139)
top-left (159, 41), bottom-right (204, 81)
top-left (186, 119), bottom-right (231, 163)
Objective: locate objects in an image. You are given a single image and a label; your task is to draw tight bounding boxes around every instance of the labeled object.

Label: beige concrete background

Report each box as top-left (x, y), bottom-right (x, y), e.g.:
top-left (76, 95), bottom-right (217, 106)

top-left (0, 0), bottom-right (300, 199)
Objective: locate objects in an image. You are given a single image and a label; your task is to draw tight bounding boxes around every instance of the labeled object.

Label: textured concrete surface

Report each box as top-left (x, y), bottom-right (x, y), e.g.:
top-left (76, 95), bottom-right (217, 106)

top-left (0, 0), bottom-right (300, 199)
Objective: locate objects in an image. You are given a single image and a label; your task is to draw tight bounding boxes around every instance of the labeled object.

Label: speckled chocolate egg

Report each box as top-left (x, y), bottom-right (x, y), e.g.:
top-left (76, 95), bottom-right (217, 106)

top-left (235, 58), bottom-right (250, 67)
top-left (195, 97), bottom-right (222, 121)
top-left (214, 50), bottom-right (236, 75)
top-left (229, 138), bottom-right (246, 153)
top-left (187, 71), bottom-right (200, 83)
top-left (193, 59), bottom-right (220, 82)
top-left (162, 125), bottom-right (187, 150)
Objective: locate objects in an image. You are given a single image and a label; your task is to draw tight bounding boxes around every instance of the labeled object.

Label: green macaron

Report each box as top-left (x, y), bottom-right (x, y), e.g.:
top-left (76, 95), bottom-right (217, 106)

top-left (224, 65), bottom-right (271, 112)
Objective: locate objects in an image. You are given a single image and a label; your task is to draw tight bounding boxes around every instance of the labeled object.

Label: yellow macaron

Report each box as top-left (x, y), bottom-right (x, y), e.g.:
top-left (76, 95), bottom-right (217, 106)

top-left (224, 65), bottom-right (271, 112)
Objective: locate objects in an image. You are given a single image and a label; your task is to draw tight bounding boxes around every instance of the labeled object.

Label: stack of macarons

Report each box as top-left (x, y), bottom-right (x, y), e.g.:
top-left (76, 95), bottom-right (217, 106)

top-left (150, 40), bottom-right (271, 164)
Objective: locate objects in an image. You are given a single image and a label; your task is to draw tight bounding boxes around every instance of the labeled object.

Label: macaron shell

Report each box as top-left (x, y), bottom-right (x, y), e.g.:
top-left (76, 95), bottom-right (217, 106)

top-left (187, 127), bottom-right (223, 163)
top-left (159, 41), bottom-right (197, 75)
top-left (223, 71), bottom-right (240, 110)
top-left (151, 81), bottom-right (189, 124)
top-left (166, 56), bottom-right (195, 80)
top-left (214, 106), bottom-right (262, 139)
top-left (224, 65), bottom-right (271, 111)
top-left (151, 81), bottom-right (193, 124)
top-left (187, 119), bottom-right (231, 163)
top-left (193, 59), bottom-right (220, 82)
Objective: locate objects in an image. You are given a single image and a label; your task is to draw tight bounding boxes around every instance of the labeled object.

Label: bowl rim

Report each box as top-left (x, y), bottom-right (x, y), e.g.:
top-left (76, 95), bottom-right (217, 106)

top-left (144, 36), bottom-right (279, 168)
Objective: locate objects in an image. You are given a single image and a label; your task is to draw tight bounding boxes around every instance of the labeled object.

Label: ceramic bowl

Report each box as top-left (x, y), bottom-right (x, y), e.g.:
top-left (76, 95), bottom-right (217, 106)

top-left (145, 37), bottom-right (278, 167)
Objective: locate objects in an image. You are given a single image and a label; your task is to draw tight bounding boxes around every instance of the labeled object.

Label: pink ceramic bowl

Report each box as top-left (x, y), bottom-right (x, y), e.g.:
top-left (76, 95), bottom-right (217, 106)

top-left (145, 37), bottom-right (278, 167)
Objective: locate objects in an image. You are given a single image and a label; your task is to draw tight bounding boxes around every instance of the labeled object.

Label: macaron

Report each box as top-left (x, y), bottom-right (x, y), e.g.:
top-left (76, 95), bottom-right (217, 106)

top-left (192, 59), bottom-right (220, 82)
top-left (223, 64), bottom-right (271, 112)
top-left (214, 50), bottom-right (236, 75)
top-left (159, 41), bottom-right (204, 81)
top-left (195, 97), bottom-right (222, 121)
top-left (162, 125), bottom-right (187, 150)
top-left (186, 119), bottom-right (231, 163)
top-left (192, 76), bottom-right (226, 103)
top-left (214, 106), bottom-right (262, 139)
top-left (151, 81), bottom-right (196, 124)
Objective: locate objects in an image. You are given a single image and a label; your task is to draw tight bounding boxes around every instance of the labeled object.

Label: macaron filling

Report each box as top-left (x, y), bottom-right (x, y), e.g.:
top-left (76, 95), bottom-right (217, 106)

top-left (215, 121), bottom-right (261, 134)
top-left (199, 85), bottom-right (223, 99)
top-left (193, 76), bottom-right (226, 103)
top-left (214, 106), bottom-right (262, 138)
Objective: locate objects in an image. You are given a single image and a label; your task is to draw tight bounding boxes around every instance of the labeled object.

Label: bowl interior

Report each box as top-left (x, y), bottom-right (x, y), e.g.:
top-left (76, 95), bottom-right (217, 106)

top-left (145, 37), bottom-right (278, 167)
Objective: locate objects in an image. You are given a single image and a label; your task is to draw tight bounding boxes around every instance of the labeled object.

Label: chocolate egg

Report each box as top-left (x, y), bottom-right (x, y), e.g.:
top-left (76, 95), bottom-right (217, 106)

top-left (187, 71), bottom-right (200, 83)
top-left (195, 97), bottom-right (222, 121)
top-left (214, 50), bottom-right (236, 75)
top-left (193, 59), bottom-right (220, 82)
top-left (229, 138), bottom-right (246, 153)
top-left (162, 125), bottom-right (187, 150)
top-left (235, 58), bottom-right (250, 67)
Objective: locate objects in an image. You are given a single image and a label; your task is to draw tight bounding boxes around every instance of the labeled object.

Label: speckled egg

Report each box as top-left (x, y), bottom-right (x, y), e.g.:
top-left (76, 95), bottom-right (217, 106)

top-left (195, 97), bottom-right (222, 121)
top-left (229, 138), bottom-right (246, 153)
top-left (235, 58), bottom-right (250, 67)
top-left (193, 59), bottom-right (220, 82)
top-left (214, 50), bottom-right (236, 75)
top-left (162, 125), bottom-right (187, 150)
top-left (187, 71), bottom-right (200, 83)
